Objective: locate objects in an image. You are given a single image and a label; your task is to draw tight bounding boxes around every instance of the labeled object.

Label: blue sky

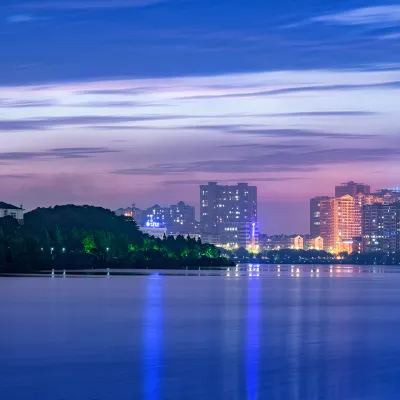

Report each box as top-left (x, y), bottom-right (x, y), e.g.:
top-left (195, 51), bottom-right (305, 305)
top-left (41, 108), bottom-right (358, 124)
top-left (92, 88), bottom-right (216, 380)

top-left (1, 0), bottom-right (400, 233)
top-left (2, 0), bottom-right (400, 83)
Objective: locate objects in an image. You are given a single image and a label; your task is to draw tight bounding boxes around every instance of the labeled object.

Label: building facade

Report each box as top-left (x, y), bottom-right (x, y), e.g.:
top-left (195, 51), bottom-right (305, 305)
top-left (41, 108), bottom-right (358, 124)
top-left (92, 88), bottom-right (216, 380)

top-left (139, 226), bottom-right (167, 239)
top-left (115, 205), bottom-right (143, 223)
top-left (304, 235), bottom-right (324, 251)
top-left (169, 201), bottom-right (196, 234)
top-left (362, 202), bottom-right (400, 253)
top-left (335, 181), bottom-right (370, 198)
top-left (200, 182), bottom-right (258, 248)
top-left (310, 196), bottom-right (331, 237)
top-left (0, 202), bottom-right (24, 222)
top-left (116, 201), bottom-right (197, 235)
top-left (320, 195), bottom-right (361, 254)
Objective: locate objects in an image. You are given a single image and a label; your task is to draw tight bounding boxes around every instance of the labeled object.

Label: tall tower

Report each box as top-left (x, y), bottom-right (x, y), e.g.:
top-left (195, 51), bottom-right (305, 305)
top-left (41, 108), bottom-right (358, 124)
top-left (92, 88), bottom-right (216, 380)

top-left (320, 195), bottom-right (361, 254)
top-left (335, 181), bottom-right (370, 198)
top-left (310, 196), bottom-right (331, 237)
top-left (199, 182), bottom-right (258, 248)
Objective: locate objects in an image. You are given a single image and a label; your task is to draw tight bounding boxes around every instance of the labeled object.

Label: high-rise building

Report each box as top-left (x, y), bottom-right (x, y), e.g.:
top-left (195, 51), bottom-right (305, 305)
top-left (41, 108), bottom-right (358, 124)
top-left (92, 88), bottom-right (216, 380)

top-left (116, 201), bottom-right (197, 234)
top-left (370, 188), bottom-right (400, 204)
top-left (362, 202), bottom-right (400, 253)
top-left (142, 204), bottom-right (172, 228)
top-left (320, 195), bottom-right (361, 254)
top-left (310, 196), bottom-right (331, 237)
top-left (169, 201), bottom-right (196, 234)
top-left (335, 181), bottom-right (370, 198)
top-left (200, 182), bottom-right (258, 248)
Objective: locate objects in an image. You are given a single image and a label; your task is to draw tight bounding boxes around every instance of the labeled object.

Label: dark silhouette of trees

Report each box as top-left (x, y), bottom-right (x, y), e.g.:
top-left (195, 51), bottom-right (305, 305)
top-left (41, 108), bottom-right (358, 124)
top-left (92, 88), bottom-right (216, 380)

top-left (1, 205), bottom-right (232, 272)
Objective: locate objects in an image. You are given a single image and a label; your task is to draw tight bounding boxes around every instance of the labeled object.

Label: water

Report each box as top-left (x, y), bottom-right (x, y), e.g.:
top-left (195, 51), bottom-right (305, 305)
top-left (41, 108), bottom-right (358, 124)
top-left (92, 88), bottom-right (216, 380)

top-left (1, 265), bottom-right (400, 399)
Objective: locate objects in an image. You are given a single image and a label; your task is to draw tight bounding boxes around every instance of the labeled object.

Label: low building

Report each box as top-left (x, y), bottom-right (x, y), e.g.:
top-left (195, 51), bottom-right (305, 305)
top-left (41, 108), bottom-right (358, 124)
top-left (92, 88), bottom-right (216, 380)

top-left (219, 221), bottom-right (259, 250)
top-left (262, 235), bottom-right (297, 250)
top-left (139, 226), bottom-right (167, 239)
top-left (170, 233), bottom-right (201, 241)
top-left (304, 236), bottom-right (324, 251)
top-left (200, 233), bottom-right (220, 246)
top-left (0, 202), bottom-right (25, 222)
top-left (115, 206), bottom-right (143, 223)
top-left (290, 235), bottom-right (304, 250)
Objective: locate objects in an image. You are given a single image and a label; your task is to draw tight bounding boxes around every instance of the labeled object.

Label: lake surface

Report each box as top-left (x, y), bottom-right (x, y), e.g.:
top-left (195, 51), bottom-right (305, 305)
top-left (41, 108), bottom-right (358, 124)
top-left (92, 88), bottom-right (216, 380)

top-left (2, 265), bottom-right (400, 399)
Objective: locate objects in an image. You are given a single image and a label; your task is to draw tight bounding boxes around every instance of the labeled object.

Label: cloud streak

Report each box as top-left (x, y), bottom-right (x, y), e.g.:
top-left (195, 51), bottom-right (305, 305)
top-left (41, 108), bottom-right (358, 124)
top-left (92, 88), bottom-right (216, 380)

top-left (0, 147), bottom-right (120, 161)
top-left (0, 99), bottom-right (55, 108)
top-left (179, 81), bottom-right (400, 100)
top-left (112, 147), bottom-right (400, 176)
top-left (162, 177), bottom-right (309, 185)
top-left (7, 0), bottom-right (168, 11)
top-left (189, 126), bottom-right (376, 140)
top-left (0, 115), bottom-right (198, 131)
top-left (6, 14), bottom-right (35, 23)
top-left (312, 6), bottom-right (400, 27)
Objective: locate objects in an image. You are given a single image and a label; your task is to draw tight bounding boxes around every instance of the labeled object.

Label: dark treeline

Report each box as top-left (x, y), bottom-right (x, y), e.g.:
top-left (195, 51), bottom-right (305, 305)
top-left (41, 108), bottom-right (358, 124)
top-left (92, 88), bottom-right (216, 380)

top-left (0, 205), bottom-right (233, 272)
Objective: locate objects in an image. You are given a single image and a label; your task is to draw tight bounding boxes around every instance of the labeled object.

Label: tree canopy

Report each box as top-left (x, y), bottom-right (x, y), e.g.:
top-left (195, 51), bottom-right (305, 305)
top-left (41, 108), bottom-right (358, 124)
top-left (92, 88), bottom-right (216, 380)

top-left (0, 205), bottom-right (232, 272)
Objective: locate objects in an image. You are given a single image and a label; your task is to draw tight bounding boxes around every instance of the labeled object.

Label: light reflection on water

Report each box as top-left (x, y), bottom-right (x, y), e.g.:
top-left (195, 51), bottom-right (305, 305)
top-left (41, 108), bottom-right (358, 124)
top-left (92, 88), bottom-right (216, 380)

top-left (2, 268), bottom-right (400, 399)
top-left (144, 276), bottom-right (163, 400)
top-left (224, 264), bottom-right (390, 278)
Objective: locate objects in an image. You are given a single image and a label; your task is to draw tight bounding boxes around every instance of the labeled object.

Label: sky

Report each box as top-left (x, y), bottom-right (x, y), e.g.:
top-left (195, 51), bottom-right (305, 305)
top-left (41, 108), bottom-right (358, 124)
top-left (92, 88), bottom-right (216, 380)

top-left (1, 0), bottom-right (400, 233)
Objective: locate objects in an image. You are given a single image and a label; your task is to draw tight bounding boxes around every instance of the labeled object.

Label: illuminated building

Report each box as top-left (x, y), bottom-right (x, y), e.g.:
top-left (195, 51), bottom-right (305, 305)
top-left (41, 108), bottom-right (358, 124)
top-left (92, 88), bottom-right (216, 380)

top-left (310, 196), bottom-right (330, 237)
top-left (117, 201), bottom-right (197, 235)
top-left (303, 235), bottom-right (324, 250)
top-left (200, 233), bottom-right (220, 246)
top-left (320, 195), bottom-right (361, 254)
top-left (169, 201), bottom-right (195, 234)
top-left (362, 202), bottom-right (400, 253)
top-left (262, 235), bottom-right (291, 250)
top-left (261, 235), bottom-right (305, 250)
top-left (335, 181), bottom-right (370, 197)
top-left (200, 182), bottom-right (258, 248)
top-left (139, 226), bottom-right (167, 239)
top-left (115, 203), bottom-right (143, 223)
top-left (0, 202), bottom-right (24, 222)
top-left (170, 233), bottom-right (201, 240)
top-left (370, 188), bottom-right (400, 203)
top-left (290, 235), bottom-right (304, 250)
top-left (142, 204), bottom-right (171, 228)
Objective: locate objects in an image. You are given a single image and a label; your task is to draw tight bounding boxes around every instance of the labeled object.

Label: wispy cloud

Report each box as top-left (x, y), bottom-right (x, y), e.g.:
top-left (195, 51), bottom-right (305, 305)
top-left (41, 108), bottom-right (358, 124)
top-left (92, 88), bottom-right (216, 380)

top-left (0, 173), bottom-right (36, 179)
top-left (162, 177), bottom-right (309, 185)
top-left (312, 6), bottom-right (400, 27)
top-left (379, 33), bottom-right (400, 40)
top-left (0, 115), bottom-right (196, 131)
top-left (0, 147), bottom-right (120, 161)
top-left (6, 14), bottom-right (35, 23)
top-left (179, 81), bottom-right (400, 100)
top-left (71, 100), bottom-right (169, 108)
top-left (112, 147), bottom-right (400, 176)
top-left (188, 126), bottom-right (376, 140)
top-left (8, 0), bottom-right (168, 11)
top-left (0, 99), bottom-right (55, 108)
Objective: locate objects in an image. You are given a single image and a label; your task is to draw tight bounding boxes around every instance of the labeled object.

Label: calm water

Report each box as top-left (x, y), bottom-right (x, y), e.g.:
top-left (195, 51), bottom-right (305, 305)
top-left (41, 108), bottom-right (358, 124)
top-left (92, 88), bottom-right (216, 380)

top-left (1, 265), bottom-right (400, 400)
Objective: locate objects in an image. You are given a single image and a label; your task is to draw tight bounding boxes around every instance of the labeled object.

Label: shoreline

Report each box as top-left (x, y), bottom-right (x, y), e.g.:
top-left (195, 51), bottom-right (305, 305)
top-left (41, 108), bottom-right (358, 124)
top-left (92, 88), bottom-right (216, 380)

top-left (2, 264), bottom-right (400, 278)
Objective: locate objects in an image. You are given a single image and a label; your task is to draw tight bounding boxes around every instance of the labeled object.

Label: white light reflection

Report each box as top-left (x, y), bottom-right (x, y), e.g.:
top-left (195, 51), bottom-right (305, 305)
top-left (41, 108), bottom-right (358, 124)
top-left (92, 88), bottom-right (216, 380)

top-left (143, 276), bottom-right (163, 400)
top-left (246, 266), bottom-right (260, 400)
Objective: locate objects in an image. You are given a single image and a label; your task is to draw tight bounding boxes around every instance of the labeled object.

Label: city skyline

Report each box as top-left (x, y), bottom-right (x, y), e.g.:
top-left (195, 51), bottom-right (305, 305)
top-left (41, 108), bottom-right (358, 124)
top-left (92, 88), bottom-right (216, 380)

top-left (1, 0), bottom-right (400, 233)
